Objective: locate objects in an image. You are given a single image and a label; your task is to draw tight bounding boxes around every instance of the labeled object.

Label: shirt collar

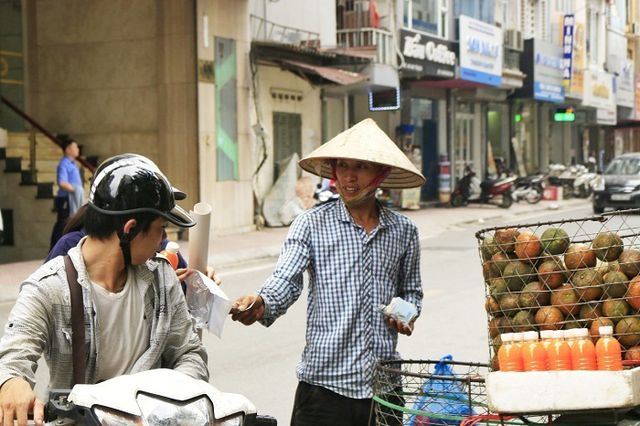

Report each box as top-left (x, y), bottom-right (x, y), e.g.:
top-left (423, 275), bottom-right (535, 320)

top-left (335, 198), bottom-right (396, 229)
top-left (68, 237), bottom-right (155, 290)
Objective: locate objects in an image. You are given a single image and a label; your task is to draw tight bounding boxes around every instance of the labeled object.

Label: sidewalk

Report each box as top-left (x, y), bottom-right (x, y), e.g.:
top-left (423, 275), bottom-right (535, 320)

top-left (0, 197), bottom-right (590, 302)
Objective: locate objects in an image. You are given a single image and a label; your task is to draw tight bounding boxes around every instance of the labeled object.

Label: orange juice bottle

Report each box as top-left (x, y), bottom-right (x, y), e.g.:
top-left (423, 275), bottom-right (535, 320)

top-left (571, 328), bottom-right (597, 370)
top-left (498, 333), bottom-right (524, 372)
top-left (548, 330), bottom-right (572, 370)
top-left (540, 330), bottom-right (554, 369)
top-left (565, 329), bottom-right (577, 351)
top-left (522, 331), bottom-right (547, 371)
top-left (159, 241), bottom-right (180, 270)
top-left (595, 325), bottom-right (623, 371)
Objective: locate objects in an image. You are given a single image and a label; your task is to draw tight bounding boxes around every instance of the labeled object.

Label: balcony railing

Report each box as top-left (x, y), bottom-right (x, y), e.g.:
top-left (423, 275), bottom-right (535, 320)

top-left (250, 14), bottom-right (321, 47)
top-left (336, 27), bottom-right (395, 66)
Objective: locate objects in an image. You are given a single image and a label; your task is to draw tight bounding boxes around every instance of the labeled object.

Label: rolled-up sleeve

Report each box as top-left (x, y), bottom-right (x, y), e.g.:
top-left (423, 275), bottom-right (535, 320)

top-left (397, 225), bottom-right (423, 315)
top-left (259, 214), bottom-right (311, 327)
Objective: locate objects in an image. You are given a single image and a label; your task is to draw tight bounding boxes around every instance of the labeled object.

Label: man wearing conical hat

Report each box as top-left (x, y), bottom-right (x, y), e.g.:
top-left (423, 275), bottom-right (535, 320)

top-left (231, 118), bottom-right (424, 425)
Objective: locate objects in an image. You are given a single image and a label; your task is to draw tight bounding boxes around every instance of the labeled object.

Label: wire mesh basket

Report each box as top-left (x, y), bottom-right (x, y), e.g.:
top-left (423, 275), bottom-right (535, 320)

top-left (372, 359), bottom-right (490, 426)
top-left (475, 209), bottom-right (640, 368)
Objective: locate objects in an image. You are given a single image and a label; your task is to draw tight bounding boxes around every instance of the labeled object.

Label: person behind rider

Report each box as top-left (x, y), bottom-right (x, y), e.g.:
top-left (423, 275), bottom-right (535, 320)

top-left (231, 118), bottom-right (424, 426)
top-left (0, 154), bottom-right (208, 426)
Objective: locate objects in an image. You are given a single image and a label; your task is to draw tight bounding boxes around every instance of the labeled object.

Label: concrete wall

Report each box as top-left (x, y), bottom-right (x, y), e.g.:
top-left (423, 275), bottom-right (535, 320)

top-left (253, 65), bottom-right (322, 200)
top-left (196, 0), bottom-right (254, 234)
top-left (25, 0), bottom-right (199, 211)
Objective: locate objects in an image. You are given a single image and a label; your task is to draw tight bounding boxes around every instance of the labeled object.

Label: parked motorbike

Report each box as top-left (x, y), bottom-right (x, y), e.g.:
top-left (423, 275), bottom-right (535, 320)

top-left (512, 174), bottom-right (545, 204)
top-left (314, 181), bottom-right (340, 205)
top-left (45, 369), bottom-right (277, 425)
top-left (450, 165), bottom-right (516, 208)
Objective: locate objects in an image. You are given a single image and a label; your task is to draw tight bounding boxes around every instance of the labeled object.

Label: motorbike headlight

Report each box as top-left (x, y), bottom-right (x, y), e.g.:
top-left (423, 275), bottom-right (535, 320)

top-left (136, 393), bottom-right (216, 425)
top-left (591, 175), bottom-right (605, 191)
top-left (93, 406), bottom-right (141, 425)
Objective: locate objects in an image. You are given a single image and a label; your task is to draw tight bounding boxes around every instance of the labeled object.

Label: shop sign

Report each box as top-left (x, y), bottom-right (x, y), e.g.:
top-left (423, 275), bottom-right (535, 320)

top-left (533, 40), bottom-right (565, 103)
top-left (400, 30), bottom-right (456, 78)
top-left (562, 15), bottom-right (574, 90)
top-left (458, 15), bottom-right (502, 87)
top-left (616, 60), bottom-right (635, 108)
top-left (583, 70), bottom-right (616, 125)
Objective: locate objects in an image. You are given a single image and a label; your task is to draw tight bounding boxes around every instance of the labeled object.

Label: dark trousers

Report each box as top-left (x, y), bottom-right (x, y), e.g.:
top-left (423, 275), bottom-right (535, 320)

top-left (50, 196), bottom-right (69, 250)
top-left (290, 382), bottom-right (403, 426)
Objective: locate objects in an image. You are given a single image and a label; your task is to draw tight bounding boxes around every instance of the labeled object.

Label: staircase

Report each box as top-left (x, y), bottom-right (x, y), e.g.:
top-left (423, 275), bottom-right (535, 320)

top-left (0, 132), bottom-right (94, 263)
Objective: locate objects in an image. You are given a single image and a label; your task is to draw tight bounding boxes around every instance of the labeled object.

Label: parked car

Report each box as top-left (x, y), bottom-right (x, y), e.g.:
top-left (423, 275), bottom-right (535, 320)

top-left (592, 153), bottom-right (640, 214)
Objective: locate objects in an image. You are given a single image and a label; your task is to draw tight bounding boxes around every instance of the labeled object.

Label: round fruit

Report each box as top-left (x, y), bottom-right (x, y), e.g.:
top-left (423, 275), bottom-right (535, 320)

top-left (564, 244), bottom-right (597, 271)
top-left (540, 227), bottom-right (570, 255)
top-left (538, 257), bottom-right (566, 289)
top-left (590, 317), bottom-right (614, 341)
top-left (490, 252), bottom-right (512, 276)
top-left (571, 268), bottom-right (604, 301)
top-left (515, 231), bottom-right (543, 260)
top-left (602, 299), bottom-right (632, 323)
top-left (482, 261), bottom-right (498, 280)
top-left (624, 345), bottom-right (640, 361)
top-left (627, 276), bottom-right (640, 310)
top-left (618, 249), bottom-right (640, 278)
top-left (485, 296), bottom-right (500, 315)
top-left (494, 228), bottom-right (519, 253)
top-left (603, 270), bottom-right (629, 299)
top-left (518, 281), bottom-right (550, 309)
top-left (534, 306), bottom-right (565, 330)
top-left (503, 261), bottom-right (536, 291)
top-left (489, 278), bottom-right (508, 301)
top-left (512, 311), bottom-right (536, 332)
top-left (480, 236), bottom-right (501, 261)
top-left (564, 320), bottom-right (588, 330)
top-left (550, 284), bottom-right (580, 316)
top-left (498, 294), bottom-right (520, 317)
top-left (579, 302), bottom-right (602, 321)
top-left (592, 232), bottom-right (624, 262)
top-left (615, 317), bottom-right (640, 347)
top-left (489, 316), bottom-right (513, 338)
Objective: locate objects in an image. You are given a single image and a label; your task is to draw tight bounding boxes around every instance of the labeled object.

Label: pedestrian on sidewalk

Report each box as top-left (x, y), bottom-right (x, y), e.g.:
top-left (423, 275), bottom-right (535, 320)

top-left (231, 118), bottom-right (425, 426)
top-left (0, 154), bottom-right (208, 425)
top-left (50, 136), bottom-right (84, 249)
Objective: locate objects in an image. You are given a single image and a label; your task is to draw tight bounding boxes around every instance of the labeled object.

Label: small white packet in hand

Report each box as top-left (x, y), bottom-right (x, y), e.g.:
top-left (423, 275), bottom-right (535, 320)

top-left (377, 297), bottom-right (418, 325)
top-left (185, 271), bottom-right (232, 338)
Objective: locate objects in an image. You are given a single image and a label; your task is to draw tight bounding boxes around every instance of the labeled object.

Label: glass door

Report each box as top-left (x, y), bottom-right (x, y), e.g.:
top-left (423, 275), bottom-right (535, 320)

top-left (454, 112), bottom-right (474, 179)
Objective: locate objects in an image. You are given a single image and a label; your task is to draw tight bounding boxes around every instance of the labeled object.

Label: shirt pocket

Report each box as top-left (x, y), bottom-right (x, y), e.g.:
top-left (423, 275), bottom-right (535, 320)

top-left (54, 327), bottom-right (73, 355)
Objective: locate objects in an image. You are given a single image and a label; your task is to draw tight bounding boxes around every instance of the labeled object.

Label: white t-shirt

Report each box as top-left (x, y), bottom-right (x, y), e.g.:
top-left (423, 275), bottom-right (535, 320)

top-left (91, 269), bottom-right (150, 382)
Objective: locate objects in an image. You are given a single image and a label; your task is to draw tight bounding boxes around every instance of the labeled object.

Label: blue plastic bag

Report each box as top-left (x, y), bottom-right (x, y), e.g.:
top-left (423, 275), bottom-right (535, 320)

top-left (407, 355), bottom-right (475, 426)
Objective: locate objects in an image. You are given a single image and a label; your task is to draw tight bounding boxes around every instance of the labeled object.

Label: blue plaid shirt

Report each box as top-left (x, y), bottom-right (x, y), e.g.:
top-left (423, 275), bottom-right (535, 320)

top-left (259, 199), bottom-right (423, 398)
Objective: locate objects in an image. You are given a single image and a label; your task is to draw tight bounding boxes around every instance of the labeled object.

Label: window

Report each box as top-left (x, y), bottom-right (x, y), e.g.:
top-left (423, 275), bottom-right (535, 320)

top-left (455, 0), bottom-right (494, 24)
top-left (535, 0), bottom-right (550, 41)
top-left (404, 0), bottom-right (438, 35)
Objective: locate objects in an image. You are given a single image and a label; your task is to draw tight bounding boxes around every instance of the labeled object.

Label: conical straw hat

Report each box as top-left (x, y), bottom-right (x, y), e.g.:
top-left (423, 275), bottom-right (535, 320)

top-left (299, 118), bottom-right (426, 189)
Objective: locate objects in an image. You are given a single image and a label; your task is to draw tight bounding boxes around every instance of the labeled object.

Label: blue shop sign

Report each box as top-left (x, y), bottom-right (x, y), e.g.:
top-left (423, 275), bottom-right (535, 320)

top-left (533, 41), bottom-right (565, 103)
top-left (458, 15), bottom-right (503, 87)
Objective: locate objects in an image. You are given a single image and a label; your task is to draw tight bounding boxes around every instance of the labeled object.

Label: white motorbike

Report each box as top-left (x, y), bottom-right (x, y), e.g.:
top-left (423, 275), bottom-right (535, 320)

top-left (45, 369), bottom-right (276, 425)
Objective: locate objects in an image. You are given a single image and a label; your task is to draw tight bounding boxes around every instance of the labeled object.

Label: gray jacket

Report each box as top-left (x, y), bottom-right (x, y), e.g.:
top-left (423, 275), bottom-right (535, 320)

top-left (0, 244), bottom-right (209, 390)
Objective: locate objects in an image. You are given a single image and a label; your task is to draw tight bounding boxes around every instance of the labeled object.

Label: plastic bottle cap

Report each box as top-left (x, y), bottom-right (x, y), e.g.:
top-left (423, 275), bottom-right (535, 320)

top-left (540, 330), bottom-right (554, 339)
top-left (513, 332), bottom-right (524, 342)
top-left (500, 333), bottom-right (514, 342)
top-left (523, 331), bottom-right (539, 341)
top-left (552, 330), bottom-right (564, 339)
top-left (598, 325), bottom-right (613, 336)
top-left (575, 328), bottom-right (589, 338)
top-left (165, 241), bottom-right (180, 254)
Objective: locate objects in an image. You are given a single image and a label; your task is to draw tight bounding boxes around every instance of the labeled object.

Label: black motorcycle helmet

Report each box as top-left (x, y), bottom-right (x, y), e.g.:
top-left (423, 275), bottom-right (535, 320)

top-left (88, 153), bottom-right (195, 265)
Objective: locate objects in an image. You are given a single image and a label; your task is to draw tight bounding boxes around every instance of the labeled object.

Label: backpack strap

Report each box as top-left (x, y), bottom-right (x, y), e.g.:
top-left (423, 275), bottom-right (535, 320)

top-left (64, 255), bottom-right (86, 385)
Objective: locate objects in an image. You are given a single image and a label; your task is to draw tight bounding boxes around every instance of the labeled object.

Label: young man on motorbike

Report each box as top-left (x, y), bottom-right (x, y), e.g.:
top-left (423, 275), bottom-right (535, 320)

top-left (231, 118), bottom-right (425, 426)
top-left (0, 154), bottom-right (208, 426)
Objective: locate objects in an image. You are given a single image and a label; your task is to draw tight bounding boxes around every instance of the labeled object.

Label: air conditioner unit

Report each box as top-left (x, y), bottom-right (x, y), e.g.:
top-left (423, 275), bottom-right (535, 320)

top-left (504, 29), bottom-right (524, 51)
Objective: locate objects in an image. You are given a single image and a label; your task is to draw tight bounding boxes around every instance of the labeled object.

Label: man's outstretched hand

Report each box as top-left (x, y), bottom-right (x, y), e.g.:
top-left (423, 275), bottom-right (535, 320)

top-left (0, 377), bottom-right (44, 426)
top-left (230, 295), bottom-right (265, 325)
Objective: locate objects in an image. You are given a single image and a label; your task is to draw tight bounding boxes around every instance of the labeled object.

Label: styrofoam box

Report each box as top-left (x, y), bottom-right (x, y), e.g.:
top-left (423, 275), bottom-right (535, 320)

top-left (487, 368), bottom-right (640, 414)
